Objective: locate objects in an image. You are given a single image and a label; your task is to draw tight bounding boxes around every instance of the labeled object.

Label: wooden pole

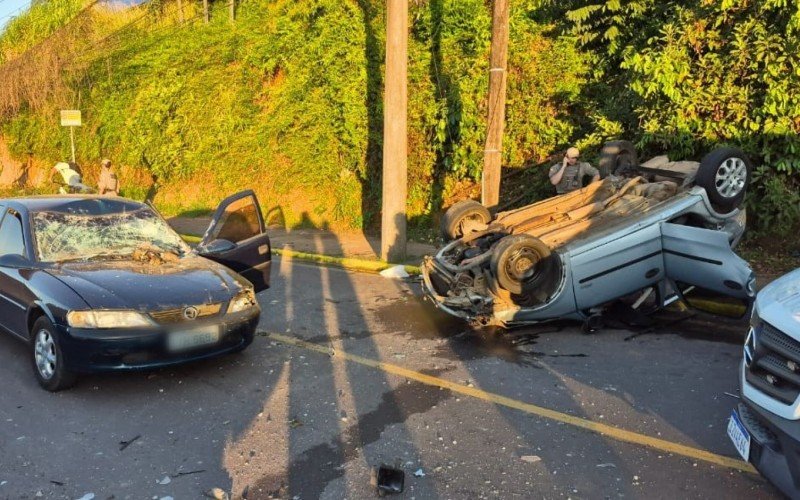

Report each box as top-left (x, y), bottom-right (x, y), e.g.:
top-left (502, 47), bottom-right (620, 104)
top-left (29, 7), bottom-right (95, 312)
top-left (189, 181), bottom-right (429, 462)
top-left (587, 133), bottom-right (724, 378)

top-left (481, 0), bottom-right (510, 209)
top-left (381, 0), bottom-right (408, 262)
top-left (177, 0), bottom-right (184, 23)
top-left (229, 0), bottom-right (234, 22)
top-left (203, 0), bottom-right (209, 23)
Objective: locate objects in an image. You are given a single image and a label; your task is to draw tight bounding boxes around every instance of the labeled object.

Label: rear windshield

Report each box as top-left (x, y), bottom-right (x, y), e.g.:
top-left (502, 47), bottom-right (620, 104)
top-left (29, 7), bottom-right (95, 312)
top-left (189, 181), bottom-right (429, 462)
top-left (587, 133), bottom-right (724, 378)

top-left (32, 204), bottom-right (190, 263)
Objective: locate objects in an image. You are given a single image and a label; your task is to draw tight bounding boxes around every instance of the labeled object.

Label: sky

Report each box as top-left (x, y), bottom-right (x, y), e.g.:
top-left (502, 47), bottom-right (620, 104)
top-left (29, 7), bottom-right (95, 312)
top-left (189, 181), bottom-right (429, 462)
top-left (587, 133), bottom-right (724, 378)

top-left (0, 0), bottom-right (32, 32)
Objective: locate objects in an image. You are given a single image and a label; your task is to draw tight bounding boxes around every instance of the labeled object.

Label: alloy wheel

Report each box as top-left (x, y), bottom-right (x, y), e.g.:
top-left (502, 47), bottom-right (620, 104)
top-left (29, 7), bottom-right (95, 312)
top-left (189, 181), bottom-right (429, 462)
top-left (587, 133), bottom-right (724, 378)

top-left (714, 157), bottom-right (747, 198)
top-left (34, 329), bottom-right (57, 380)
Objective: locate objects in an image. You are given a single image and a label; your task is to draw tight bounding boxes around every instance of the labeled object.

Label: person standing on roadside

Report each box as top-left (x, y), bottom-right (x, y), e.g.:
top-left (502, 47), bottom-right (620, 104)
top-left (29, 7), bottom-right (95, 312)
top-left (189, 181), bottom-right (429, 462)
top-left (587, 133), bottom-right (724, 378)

top-left (97, 158), bottom-right (120, 196)
top-left (548, 146), bottom-right (600, 194)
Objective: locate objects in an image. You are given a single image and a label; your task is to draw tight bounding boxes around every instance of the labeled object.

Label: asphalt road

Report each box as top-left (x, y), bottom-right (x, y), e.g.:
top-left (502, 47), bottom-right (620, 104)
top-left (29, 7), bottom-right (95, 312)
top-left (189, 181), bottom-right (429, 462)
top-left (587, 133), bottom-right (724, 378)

top-left (0, 257), bottom-right (782, 499)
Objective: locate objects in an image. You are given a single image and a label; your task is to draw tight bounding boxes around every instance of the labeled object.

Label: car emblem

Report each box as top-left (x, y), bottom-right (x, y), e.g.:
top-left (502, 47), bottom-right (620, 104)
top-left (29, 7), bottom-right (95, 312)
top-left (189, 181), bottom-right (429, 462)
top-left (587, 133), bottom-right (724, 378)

top-left (183, 306), bottom-right (199, 320)
top-left (743, 327), bottom-right (756, 368)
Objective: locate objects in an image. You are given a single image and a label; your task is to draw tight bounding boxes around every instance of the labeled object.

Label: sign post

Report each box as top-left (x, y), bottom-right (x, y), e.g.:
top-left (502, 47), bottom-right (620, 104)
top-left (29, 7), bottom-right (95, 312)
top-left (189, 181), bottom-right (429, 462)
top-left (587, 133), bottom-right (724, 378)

top-left (60, 110), bottom-right (81, 163)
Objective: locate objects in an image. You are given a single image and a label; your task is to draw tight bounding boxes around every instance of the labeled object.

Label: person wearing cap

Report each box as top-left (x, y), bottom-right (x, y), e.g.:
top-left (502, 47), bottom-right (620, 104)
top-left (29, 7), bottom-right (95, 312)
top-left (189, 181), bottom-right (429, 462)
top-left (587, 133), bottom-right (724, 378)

top-left (97, 158), bottom-right (120, 196)
top-left (548, 147), bottom-right (600, 194)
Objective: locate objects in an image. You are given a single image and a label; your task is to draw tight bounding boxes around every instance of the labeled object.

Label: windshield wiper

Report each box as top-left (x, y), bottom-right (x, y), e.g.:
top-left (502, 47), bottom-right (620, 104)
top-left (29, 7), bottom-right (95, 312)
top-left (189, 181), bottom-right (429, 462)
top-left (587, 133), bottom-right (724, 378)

top-left (57, 251), bottom-right (132, 263)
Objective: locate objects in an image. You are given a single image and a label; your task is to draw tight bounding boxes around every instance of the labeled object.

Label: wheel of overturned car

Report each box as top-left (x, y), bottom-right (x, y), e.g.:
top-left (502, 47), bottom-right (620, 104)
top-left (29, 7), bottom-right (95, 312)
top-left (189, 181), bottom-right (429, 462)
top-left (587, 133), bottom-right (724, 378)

top-left (440, 199), bottom-right (492, 241)
top-left (490, 234), bottom-right (558, 296)
top-left (30, 316), bottom-right (77, 392)
top-left (695, 147), bottom-right (752, 214)
top-left (598, 140), bottom-right (638, 178)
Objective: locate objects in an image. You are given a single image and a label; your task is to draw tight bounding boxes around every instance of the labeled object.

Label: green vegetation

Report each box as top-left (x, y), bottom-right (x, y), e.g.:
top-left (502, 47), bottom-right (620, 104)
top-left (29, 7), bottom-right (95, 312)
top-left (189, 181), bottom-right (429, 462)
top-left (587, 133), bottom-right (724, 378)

top-left (0, 0), bottom-right (797, 236)
top-left (555, 0), bottom-right (800, 234)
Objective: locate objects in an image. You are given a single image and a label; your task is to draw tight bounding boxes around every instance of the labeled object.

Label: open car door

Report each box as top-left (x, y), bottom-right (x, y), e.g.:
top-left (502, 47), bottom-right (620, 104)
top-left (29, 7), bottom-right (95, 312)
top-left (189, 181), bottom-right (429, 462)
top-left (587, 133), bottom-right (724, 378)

top-left (661, 222), bottom-right (754, 302)
top-left (197, 190), bottom-right (271, 293)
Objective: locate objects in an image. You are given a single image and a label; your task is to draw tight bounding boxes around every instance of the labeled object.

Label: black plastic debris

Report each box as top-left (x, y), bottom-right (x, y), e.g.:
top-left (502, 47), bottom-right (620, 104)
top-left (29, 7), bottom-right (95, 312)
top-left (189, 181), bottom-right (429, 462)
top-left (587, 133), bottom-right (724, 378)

top-left (118, 434), bottom-right (141, 451)
top-left (372, 465), bottom-right (404, 496)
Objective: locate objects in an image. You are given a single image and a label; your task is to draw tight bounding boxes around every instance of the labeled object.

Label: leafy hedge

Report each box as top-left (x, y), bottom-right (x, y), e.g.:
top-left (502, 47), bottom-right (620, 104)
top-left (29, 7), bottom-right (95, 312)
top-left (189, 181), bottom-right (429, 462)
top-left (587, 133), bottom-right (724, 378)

top-left (557, 0), bottom-right (800, 233)
top-left (0, 0), bottom-right (591, 230)
top-left (0, 0), bottom-right (797, 234)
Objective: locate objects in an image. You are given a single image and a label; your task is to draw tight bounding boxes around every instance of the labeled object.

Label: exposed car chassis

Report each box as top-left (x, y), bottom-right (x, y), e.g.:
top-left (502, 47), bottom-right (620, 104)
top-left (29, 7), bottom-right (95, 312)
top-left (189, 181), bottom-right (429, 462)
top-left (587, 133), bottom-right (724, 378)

top-left (422, 146), bottom-right (756, 328)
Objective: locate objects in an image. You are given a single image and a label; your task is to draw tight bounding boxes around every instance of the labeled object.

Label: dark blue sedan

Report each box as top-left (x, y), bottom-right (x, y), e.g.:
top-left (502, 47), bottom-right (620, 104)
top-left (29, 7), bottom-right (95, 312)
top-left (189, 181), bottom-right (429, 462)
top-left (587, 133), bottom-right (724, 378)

top-left (0, 190), bottom-right (271, 391)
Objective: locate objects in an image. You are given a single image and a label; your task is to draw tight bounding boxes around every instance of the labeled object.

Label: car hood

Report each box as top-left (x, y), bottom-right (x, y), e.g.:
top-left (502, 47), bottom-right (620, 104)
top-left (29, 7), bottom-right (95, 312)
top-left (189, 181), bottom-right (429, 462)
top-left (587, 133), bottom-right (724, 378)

top-left (756, 267), bottom-right (800, 338)
top-left (45, 256), bottom-right (250, 310)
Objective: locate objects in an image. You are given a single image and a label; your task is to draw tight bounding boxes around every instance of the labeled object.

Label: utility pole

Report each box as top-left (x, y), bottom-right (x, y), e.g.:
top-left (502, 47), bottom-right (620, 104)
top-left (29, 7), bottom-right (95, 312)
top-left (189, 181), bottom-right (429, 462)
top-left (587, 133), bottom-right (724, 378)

top-left (381, 0), bottom-right (408, 262)
top-left (481, 0), bottom-right (509, 209)
top-left (203, 0), bottom-right (209, 23)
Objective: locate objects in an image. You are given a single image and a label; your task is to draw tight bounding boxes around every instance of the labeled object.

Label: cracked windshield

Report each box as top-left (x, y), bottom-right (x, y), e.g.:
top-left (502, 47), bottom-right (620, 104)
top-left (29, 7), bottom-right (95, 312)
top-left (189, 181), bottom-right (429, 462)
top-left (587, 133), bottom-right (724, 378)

top-left (33, 208), bottom-right (189, 263)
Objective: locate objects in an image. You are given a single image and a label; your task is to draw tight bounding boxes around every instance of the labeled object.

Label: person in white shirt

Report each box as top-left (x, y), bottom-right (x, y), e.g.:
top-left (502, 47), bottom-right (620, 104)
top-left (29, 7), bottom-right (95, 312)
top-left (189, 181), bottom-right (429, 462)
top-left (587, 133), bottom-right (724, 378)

top-left (51, 162), bottom-right (91, 193)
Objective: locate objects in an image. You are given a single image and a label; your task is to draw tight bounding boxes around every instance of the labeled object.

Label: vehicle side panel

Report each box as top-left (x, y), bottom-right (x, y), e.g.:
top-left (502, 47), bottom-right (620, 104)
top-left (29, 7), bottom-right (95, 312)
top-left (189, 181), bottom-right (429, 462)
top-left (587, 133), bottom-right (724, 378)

top-left (661, 222), bottom-right (752, 298)
top-left (570, 224), bottom-right (664, 309)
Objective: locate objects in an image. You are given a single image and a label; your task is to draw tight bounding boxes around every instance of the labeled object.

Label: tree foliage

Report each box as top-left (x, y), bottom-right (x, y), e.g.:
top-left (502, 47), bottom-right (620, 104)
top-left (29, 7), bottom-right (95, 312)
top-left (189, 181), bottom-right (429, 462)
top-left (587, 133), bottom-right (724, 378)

top-left (0, 0), bottom-right (589, 230)
top-left (0, 0), bottom-right (797, 233)
top-left (557, 0), bottom-right (800, 233)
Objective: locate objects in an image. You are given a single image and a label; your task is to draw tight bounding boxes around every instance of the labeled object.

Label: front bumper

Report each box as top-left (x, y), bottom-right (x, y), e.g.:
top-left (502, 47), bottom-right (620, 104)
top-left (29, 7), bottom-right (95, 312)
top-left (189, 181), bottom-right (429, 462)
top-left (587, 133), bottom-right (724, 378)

top-left (420, 256), bottom-right (493, 322)
top-left (59, 309), bottom-right (260, 372)
top-left (737, 396), bottom-right (800, 498)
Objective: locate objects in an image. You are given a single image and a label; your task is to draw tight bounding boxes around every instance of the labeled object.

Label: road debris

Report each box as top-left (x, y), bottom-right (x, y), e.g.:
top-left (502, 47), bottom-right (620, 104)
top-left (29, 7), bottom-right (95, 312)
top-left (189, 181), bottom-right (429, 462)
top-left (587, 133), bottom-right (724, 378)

top-left (520, 455), bottom-right (541, 464)
top-left (371, 465), bottom-right (404, 495)
top-left (596, 463), bottom-right (617, 468)
top-left (118, 434), bottom-right (141, 451)
top-left (413, 468), bottom-right (426, 478)
top-left (157, 476), bottom-right (171, 485)
top-left (75, 494), bottom-right (95, 500)
top-left (379, 265), bottom-right (409, 279)
top-left (204, 488), bottom-right (229, 500)
top-left (50, 480), bottom-right (65, 486)
top-left (723, 392), bottom-right (740, 399)
top-left (171, 469), bottom-right (205, 478)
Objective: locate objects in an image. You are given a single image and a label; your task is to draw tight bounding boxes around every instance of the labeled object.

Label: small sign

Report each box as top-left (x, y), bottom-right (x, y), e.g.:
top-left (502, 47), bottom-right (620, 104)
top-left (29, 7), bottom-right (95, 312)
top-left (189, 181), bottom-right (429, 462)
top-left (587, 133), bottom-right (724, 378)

top-left (60, 110), bottom-right (81, 127)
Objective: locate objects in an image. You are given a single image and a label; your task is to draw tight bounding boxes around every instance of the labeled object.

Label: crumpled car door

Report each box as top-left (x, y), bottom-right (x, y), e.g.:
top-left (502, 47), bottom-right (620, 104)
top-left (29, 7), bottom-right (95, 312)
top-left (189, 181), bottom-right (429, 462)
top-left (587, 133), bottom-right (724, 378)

top-left (197, 190), bottom-right (271, 293)
top-left (661, 222), bottom-right (753, 299)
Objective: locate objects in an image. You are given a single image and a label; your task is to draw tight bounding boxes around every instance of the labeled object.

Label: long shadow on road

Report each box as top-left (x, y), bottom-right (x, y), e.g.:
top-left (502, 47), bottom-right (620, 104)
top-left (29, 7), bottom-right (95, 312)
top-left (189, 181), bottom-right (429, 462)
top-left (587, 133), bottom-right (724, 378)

top-left (251, 234), bottom-right (441, 498)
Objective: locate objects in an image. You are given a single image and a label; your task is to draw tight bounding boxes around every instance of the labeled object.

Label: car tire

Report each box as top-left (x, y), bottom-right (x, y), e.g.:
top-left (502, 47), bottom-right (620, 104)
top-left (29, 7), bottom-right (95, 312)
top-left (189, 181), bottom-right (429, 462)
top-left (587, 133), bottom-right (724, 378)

top-left (30, 317), bottom-right (77, 392)
top-left (695, 147), bottom-right (752, 213)
top-left (490, 234), bottom-right (558, 296)
top-left (598, 140), bottom-right (638, 178)
top-left (440, 199), bottom-right (491, 241)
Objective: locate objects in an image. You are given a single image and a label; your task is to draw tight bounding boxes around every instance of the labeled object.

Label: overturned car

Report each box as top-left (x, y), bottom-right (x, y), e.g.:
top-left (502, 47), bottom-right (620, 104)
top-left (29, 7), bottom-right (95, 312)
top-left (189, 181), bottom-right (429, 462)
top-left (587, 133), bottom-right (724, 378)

top-left (422, 144), bottom-right (756, 328)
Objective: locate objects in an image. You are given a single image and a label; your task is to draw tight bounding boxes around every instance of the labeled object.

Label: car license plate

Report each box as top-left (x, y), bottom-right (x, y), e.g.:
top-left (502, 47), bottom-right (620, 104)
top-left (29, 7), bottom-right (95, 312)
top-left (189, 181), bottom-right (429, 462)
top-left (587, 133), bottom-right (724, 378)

top-left (167, 326), bottom-right (220, 352)
top-left (727, 409), bottom-right (751, 461)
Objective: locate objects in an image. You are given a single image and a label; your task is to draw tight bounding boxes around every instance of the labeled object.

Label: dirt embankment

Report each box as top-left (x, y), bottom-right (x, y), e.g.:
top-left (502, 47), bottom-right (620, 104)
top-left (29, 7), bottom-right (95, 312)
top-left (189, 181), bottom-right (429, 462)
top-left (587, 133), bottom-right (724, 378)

top-left (0, 137), bottom-right (49, 188)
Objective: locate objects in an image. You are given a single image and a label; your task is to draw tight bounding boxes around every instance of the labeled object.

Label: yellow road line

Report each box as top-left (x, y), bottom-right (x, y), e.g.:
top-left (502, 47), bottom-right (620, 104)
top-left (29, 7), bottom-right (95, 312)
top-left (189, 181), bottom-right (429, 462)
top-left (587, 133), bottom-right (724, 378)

top-left (265, 331), bottom-right (756, 474)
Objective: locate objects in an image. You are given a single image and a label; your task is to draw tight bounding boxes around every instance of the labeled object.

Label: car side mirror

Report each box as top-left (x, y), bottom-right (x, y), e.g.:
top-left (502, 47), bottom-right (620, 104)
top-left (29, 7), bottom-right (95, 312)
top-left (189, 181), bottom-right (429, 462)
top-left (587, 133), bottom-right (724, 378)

top-left (0, 253), bottom-right (32, 269)
top-left (199, 238), bottom-right (236, 255)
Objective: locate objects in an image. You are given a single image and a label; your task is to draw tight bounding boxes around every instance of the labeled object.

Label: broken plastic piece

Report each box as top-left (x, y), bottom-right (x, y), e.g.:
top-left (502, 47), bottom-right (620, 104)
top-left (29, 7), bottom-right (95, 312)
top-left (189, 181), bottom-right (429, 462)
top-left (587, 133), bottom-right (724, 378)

top-left (374, 465), bottom-right (404, 495)
top-left (379, 265), bottom-right (409, 279)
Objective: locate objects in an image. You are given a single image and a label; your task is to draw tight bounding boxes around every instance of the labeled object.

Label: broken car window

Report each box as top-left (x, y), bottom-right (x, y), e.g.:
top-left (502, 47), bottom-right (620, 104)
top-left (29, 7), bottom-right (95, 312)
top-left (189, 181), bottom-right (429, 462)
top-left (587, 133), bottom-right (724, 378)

top-left (213, 196), bottom-right (261, 243)
top-left (32, 208), bottom-right (190, 263)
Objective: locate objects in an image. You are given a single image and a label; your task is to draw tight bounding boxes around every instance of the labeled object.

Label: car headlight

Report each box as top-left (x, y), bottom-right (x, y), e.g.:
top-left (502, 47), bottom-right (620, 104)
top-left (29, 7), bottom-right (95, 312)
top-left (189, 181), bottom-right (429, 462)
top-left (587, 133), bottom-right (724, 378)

top-left (227, 288), bottom-right (257, 314)
top-left (67, 310), bottom-right (154, 329)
